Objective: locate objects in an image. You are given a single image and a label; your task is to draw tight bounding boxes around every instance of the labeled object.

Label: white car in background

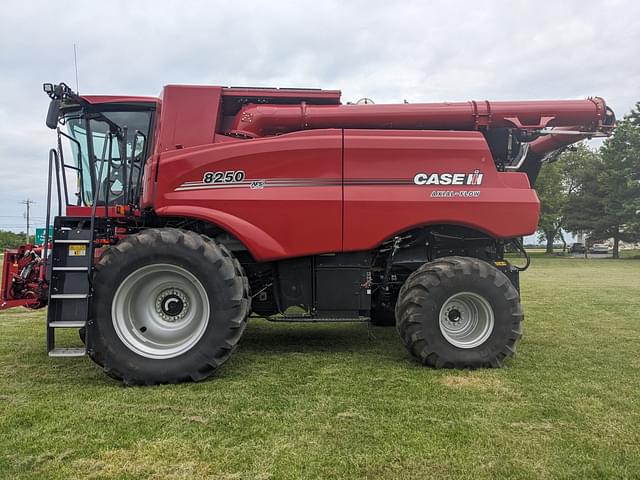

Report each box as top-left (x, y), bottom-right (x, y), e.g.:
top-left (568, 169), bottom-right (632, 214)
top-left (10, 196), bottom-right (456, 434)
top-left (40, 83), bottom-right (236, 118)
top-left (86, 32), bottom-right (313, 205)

top-left (589, 244), bottom-right (610, 254)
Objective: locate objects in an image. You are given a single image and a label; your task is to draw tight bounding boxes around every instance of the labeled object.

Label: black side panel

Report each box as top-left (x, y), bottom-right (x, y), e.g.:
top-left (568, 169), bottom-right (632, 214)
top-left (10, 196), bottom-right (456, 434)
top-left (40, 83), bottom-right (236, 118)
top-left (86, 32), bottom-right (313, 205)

top-left (314, 253), bottom-right (371, 317)
top-left (274, 257), bottom-right (313, 312)
top-left (519, 151), bottom-right (545, 187)
top-left (271, 252), bottom-right (372, 319)
top-left (244, 261), bottom-right (278, 316)
top-left (484, 128), bottom-right (517, 166)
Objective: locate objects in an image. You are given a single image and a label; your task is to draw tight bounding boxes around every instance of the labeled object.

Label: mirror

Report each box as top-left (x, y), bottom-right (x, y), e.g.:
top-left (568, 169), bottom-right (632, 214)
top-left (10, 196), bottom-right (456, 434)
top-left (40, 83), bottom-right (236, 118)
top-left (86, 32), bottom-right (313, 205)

top-left (46, 99), bottom-right (60, 129)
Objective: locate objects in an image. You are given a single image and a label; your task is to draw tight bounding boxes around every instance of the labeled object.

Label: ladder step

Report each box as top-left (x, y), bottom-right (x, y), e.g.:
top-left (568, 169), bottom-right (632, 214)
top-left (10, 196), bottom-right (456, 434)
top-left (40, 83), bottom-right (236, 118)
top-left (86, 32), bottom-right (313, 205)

top-left (49, 321), bottom-right (86, 328)
top-left (50, 294), bottom-right (90, 299)
top-left (52, 266), bottom-right (89, 271)
top-left (48, 347), bottom-right (86, 358)
top-left (54, 239), bottom-right (91, 244)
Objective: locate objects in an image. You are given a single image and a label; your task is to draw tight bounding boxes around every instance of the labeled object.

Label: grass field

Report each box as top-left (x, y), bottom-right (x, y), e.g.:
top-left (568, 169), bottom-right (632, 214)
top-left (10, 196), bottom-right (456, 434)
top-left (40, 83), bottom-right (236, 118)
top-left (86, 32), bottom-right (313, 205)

top-left (0, 257), bottom-right (639, 479)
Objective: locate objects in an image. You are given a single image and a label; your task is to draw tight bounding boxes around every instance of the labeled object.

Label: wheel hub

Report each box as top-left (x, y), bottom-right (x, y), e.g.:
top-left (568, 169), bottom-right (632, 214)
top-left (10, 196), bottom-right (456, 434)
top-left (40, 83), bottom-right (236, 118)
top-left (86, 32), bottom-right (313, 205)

top-left (112, 264), bottom-right (210, 359)
top-left (447, 308), bottom-right (462, 323)
top-left (155, 289), bottom-right (190, 322)
top-left (439, 292), bottom-right (494, 349)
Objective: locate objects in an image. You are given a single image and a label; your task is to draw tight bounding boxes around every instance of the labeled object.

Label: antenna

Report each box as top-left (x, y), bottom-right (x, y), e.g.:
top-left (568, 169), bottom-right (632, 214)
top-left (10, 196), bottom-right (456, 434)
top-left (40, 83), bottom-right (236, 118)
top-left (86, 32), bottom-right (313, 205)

top-left (73, 43), bottom-right (79, 93)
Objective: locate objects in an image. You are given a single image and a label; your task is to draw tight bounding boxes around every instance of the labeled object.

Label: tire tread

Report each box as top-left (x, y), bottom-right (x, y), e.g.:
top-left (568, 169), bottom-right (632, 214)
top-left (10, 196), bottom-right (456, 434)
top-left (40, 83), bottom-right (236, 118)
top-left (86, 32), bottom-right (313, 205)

top-left (396, 256), bottom-right (523, 369)
top-left (88, 228), bottom-right (250, 385)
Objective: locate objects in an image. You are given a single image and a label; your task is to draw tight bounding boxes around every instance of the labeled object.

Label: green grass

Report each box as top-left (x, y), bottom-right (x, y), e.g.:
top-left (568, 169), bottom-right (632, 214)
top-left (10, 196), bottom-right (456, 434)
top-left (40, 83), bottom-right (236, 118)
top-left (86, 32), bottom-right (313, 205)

top-left (1, 258), bottom-right (639, 479)
top-left (620, 249), bottom-right (640, 259)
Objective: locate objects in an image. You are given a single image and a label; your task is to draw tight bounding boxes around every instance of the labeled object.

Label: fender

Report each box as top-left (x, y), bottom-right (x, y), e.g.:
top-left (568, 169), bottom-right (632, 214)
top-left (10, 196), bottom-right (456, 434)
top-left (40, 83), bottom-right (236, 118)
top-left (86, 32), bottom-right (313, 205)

top-left (154, 205), bottom-right (287, 261)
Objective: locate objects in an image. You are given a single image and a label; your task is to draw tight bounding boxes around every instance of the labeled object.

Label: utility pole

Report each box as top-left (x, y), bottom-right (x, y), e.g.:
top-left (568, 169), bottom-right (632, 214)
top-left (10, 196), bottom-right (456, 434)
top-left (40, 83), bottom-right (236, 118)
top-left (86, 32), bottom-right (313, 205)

top-left (21, 199), bottom-right (34, 244)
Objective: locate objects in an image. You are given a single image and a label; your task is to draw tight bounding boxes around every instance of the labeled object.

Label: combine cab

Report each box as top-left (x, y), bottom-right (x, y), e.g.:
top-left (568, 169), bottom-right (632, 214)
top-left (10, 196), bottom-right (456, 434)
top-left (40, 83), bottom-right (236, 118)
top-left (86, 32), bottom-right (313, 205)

top-left (0, 82), bottom-right (615, 384)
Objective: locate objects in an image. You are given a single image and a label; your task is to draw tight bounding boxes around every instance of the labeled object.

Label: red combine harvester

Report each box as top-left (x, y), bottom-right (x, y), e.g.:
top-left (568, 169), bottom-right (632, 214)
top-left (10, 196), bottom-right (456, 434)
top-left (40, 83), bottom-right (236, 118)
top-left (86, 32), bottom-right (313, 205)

top-left (0, 83), bottom-right (614, 384)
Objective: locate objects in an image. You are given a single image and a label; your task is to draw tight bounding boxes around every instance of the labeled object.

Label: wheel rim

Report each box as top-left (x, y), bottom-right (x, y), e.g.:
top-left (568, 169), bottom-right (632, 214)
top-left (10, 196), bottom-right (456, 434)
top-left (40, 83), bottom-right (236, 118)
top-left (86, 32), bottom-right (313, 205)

top-left (112, 264), bottom-right (210, 359)
top-left (438, 291), bottom-right (494, 349)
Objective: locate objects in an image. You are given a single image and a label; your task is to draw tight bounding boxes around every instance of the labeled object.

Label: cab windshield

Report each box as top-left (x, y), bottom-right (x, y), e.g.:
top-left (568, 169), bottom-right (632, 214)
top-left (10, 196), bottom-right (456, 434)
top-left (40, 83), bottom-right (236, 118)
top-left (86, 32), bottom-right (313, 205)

top-left (63, 108), bottom-right (153, 206)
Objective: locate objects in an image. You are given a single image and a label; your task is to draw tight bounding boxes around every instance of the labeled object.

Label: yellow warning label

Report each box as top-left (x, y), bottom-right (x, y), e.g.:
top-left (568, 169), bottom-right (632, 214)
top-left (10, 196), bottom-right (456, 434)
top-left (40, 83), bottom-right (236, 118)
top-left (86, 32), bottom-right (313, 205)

top-left (494, 260), bottom-right (508, 267)
top-left (68, 244), bottom-right (87, 257)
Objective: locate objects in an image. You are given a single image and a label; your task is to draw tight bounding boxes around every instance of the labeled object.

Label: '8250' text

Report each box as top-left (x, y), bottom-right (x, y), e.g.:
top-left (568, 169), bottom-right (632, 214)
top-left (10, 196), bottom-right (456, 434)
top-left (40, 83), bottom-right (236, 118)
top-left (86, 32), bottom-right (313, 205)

top-left (202, 170), bottom-right (246, 184)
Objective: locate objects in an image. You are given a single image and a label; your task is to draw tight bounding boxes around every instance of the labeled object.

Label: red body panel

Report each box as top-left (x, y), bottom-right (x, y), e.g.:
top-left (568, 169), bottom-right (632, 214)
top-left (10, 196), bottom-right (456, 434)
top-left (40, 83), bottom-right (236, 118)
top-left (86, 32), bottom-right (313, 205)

top-left (81, 95), bottom-right (158, 104)
top-left (152, 128), bottom-right (539, 261)
top-left (155, 86), bottom-right (222, 152)
top-left (154, 130), bottom-right (343, 260)
top-left (343, 130), bottom-right (539, 251)
top-left (66, 206), bottom-right (127, 217)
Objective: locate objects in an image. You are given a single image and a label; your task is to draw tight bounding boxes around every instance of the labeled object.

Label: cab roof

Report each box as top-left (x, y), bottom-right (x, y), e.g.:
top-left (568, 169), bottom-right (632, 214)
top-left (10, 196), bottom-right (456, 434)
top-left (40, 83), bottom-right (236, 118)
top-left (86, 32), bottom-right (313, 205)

top-left (80, 95), bottom-right (158, 105)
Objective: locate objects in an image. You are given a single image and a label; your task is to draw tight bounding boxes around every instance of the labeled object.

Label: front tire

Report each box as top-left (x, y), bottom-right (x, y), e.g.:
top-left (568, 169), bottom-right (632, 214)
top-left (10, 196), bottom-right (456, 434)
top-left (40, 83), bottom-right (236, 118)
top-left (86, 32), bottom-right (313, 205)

top-left (396, 256), bottom-right (522, 368)
top-left (88, 228), bottom-right (250, 385)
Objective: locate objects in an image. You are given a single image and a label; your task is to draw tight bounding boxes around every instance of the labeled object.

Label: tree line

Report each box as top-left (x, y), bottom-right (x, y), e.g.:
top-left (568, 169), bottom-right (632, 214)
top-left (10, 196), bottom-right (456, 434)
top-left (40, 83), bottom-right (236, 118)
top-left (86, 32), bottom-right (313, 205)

top-left (535, 102), bottom-right (640, 258)
top-left (0, 230), bottom-right (28, 251)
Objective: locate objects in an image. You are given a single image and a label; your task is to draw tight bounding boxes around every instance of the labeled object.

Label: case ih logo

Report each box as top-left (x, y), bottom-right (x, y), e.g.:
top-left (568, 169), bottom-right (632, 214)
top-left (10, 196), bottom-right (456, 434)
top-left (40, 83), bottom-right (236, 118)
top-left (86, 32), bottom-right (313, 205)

top-left (413, 169), bottom-right (484, 186)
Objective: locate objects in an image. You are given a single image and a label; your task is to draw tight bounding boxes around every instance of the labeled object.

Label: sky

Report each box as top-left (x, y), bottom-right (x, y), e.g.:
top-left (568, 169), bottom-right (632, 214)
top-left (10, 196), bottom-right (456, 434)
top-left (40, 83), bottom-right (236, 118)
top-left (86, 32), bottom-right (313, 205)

top-left (0, 0), bottom-right (639, 240)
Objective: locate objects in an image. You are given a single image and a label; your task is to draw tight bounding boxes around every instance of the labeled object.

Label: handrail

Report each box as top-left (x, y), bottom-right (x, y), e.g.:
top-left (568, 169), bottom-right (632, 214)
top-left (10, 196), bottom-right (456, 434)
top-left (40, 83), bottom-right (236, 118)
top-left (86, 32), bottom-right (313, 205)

top-left (84, 120), bottom-right (98, 198)
top-left (114, 128), bottom-right (148, 209)
top-left (134, 130), bottom-right (148, 207)
top-left (56, 129), bottom-right (70, 206)
top-left (41, 148), bottom-right (62, 282)
top-left (127, 132), bottom-right (139, 206)
top-left (58, 129), bottom-right (86, 206)
top-left (121, 127), bottom-right (128, 206)
top-left (88, 147), bottom-right (108, 289)
top-left (104, 134), bottom-right (113, 219)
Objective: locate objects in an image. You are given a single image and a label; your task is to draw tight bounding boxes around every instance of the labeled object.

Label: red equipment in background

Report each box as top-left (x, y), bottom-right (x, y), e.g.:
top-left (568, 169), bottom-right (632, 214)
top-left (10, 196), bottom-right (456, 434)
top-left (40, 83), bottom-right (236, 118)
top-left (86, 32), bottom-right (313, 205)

top-left (0, 245), bottom-right (46, 310)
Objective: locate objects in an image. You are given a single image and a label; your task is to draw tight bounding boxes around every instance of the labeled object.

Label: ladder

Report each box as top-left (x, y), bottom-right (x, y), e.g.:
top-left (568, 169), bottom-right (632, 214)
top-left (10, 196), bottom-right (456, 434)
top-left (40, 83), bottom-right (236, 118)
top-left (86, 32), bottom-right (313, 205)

top-left (46, 217), bottom-right (94, 357)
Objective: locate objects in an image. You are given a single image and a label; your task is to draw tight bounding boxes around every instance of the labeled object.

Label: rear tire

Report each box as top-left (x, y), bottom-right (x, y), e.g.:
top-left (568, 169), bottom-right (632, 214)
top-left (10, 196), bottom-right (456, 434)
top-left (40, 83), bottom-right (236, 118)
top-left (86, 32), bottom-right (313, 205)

top-left (396, 256), bottom-right (522, 368)
top-left (88, 228), bottom-right (250, 385)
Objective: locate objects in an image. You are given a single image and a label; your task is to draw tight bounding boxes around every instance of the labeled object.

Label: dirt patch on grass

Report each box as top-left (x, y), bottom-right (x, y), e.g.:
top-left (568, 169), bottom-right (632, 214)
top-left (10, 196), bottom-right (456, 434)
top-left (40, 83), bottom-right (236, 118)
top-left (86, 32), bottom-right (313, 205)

top-left (509, 421), bottom-right (556, 431)
top-left (336, 410), bottom-right (367, 420)
top-left (183, 415), bottom-right (208, 424)
top-left (440, 374), bottom-right (508, 393)
top-left (73, 439), bottom-right (217, 479)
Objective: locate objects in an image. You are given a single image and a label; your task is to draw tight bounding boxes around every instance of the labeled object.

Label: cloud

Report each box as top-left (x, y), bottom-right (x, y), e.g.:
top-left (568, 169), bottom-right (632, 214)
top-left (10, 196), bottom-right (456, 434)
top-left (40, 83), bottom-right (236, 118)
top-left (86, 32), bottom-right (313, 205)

top-left (0, 0), bottom-right (639, 229)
